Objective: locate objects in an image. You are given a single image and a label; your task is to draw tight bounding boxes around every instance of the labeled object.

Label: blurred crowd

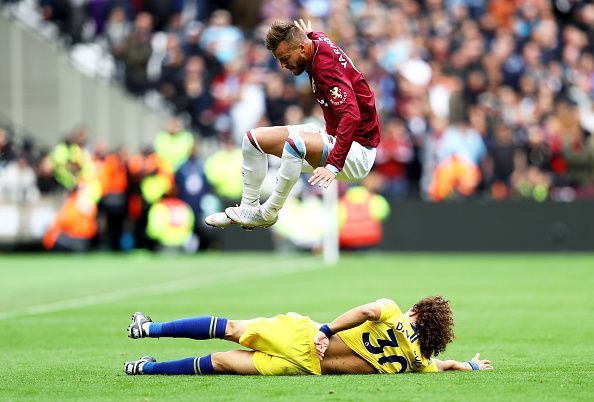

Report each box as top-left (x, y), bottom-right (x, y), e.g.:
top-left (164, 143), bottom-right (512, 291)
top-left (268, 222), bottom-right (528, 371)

top-left (2, 0), bottom-right (594, 213)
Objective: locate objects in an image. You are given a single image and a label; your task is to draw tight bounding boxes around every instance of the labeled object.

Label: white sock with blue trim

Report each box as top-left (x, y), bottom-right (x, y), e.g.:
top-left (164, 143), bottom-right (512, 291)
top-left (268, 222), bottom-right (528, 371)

top-left (261, 132), bottom-right (305, 221)
top-left (241, 130), bottom-right (268, 208)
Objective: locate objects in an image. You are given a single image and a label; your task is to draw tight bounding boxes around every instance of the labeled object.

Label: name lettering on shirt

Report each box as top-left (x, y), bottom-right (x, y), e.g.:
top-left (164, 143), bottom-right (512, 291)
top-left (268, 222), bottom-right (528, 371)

top-left (321, 36), bottom-right (360, 72)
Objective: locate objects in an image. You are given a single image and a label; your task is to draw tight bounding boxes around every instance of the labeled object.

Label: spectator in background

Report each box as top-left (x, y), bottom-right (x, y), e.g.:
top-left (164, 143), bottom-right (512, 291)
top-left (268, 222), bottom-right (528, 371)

top-left (229, 67), bottom-right (266, 143)
top-left (428, 111), bottom-right (486, 202)
top-left (338, 179), bottom-right (390, 251)
top-left (87, 0), bottom-right (130, 37)
top-left (97, 147), bottom-right (129, 251)
top-left (264, 74), bottom-right (293, 126)
top-left (183, 55), bottom-right (216, 136)
top-left (42, 182), bottom-right (100, 252)
top-left (0, 128), bottom-right (15, 167)
top-left (175, 142), bottom-right (218, 250)
top-left (563, 134), bottom-right (594, 198)
top-left (373, 118), bottom-right (413, 200)
top-left (0, 154), bottom-right (40, 202)
top-left (437, 115), bottom-right (486, 168)
top-left (141, 0), bottom-right (182, 33)
top-left (50, 127), bottom-right (95, 191)
top-left (158, 34), bottom-right (188, 113)
top-left (484, 123), bottom-right (520, 200)
top-left (200, 9), bottom-right (244, 66)
top-left (122, 12), bottom-right (153, 96)
top-left (39, 0), bottom-right (74, 41)
top-left (154, 117), bottom-right (194, 172)
top-left (34, 151), bottom-right (60, 194)
top-left (146, 197), bottom-right (195, 251)
top-left (183, 21), bottom-right (223, 81)
top-left (203, 133), bottom-right (242, 203)
top-left (271, 183), bottom-right (325, 253)
top-left (210, 59), bottom-right (244, 135)
top-left (7, 0), bottom-right (594, 205)
top-left (105, 6), bottom-right (132, 80)
top-left (126, 148), bottom-right (173, 250)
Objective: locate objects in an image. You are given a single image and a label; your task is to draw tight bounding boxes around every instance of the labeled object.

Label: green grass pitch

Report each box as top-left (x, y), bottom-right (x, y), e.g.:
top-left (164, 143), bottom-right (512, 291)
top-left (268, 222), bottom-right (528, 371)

top-left (1, 252), bottom-right (593, 401)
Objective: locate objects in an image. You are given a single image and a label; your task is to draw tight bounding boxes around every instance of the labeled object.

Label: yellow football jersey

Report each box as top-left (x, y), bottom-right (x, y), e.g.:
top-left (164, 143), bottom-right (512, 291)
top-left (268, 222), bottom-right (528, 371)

top-left (337, 299), bottom-right (438, 374)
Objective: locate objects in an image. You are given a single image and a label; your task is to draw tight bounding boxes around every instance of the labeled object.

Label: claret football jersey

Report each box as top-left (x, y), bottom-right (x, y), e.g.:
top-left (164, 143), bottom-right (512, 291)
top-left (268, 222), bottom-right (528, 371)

top-left (306, 31), bottom-right (381, 171)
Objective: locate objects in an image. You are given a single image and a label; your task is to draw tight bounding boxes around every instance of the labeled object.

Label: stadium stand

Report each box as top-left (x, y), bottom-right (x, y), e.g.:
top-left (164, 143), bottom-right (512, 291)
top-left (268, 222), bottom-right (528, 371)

top-left (1, 0), bottom-right (594, 250)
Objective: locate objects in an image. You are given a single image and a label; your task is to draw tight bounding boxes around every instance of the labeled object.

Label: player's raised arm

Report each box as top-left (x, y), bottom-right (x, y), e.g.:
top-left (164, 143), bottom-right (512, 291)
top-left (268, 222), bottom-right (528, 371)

top-left (314, 300), bottom-right (385, 360)
top-left (433, 353), bottom-right (493, 372)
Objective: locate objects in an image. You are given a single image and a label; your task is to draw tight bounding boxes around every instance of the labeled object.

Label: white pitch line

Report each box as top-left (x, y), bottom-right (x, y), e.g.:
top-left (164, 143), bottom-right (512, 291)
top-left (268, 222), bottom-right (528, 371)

top-left (0, 256), bottom-right (324, 321)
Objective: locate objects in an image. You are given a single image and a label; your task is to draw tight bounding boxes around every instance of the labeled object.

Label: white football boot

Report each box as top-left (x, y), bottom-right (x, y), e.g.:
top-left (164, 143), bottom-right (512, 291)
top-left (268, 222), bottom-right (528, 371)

top-left (127, 312), bottom-right (152, 339)
top-left (123, 356), bottom-right (156, 375)
top-left (204, 212), bottom-right (234, 229)
top-left (224, 206), bottom-right (277, 230)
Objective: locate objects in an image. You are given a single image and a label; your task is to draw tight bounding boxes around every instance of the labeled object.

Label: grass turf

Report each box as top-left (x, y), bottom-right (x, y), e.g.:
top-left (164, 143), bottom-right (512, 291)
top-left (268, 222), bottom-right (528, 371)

top-left (0, 252), bottom-right (593, 401)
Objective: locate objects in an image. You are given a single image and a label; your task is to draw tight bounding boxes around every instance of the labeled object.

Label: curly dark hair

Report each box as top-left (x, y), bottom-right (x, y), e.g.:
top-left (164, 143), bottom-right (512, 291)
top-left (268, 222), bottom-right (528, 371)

top-left (264, 21), bottom-right (306, 52)
top-left (412, 296), bottom-right (455, 358)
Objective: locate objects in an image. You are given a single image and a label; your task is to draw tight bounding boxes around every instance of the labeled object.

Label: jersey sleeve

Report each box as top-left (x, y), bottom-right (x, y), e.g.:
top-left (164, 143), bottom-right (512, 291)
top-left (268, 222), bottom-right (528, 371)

top-left (372, 298), bottom-right (399, 322)
top-left (316, 63), bottom-right (362, 171)
top-left (417, 359), bottom-right (439, 373)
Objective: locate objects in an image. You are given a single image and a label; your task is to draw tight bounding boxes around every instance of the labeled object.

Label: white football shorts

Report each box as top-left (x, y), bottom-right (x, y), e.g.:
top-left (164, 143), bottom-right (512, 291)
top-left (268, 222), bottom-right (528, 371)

top-left (287, 123), bottom-right (377, 183)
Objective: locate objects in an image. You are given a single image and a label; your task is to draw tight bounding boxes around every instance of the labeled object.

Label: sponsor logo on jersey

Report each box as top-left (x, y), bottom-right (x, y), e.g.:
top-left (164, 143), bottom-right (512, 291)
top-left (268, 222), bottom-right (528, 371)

top-left (317, 97), bottom-right (329, 107)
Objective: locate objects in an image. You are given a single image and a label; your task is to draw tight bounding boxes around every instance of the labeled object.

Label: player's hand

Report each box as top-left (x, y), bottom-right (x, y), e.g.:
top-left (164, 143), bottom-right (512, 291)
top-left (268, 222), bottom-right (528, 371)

top-left (308, 167), bottom-right (335, 188)
top-left (469, 353), bottom-right (493, 370)
top-left (293, 18), bottom-right (312, 35)
top-left (314, 331), bottom-right (330, 360)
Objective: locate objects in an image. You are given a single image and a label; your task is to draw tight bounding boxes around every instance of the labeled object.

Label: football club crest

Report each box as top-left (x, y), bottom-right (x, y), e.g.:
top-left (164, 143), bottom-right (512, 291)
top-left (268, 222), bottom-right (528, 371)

top-left (329, 86), bottom-right (347, 106)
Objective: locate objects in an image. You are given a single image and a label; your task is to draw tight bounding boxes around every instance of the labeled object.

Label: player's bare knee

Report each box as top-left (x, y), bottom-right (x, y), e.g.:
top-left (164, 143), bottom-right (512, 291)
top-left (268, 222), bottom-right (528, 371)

top-left (210, 352), bottom-right (230, 373)
top-left (224, 319), bottom-right (245, 342)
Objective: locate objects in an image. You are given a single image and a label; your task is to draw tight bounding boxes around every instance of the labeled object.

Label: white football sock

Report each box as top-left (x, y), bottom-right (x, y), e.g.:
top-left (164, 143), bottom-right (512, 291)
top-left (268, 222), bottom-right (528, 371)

top-left (261, 132), bottom-right (305, 221)
top-left (142, 322), bottom-right (151, 336)
top-left (240, 131), bottom-right (268, 208)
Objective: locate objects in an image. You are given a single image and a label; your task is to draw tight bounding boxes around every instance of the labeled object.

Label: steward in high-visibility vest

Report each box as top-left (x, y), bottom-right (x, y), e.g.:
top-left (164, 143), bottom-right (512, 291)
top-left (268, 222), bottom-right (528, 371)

top-left (338, 186), bottom-right (390, 250)
top-left (146, 198), bottom-right (195, 248)
top-left (203, 138), bottom-right (243, 202)
top-left (127, 151), bottom-right (174, 250)
top-left (154, 118), bottom-right (195, 172)
top-left (98, 151), bottom-right (129, 250)
top-left (42, 181), bottom-right (101, 252)
top-left (50, 142), bottom-right (96, 190)
top-left (428, 155), bottom-right (481, 201)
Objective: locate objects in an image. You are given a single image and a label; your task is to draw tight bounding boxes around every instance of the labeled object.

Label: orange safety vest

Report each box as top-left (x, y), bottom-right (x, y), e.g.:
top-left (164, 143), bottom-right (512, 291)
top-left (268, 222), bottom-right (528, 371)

top-left (99, 153), bottom-right (128, 196)
top-left (339, 193), bottom-right (383, 249)
top-left (42, 192), bottom-right (98, 249)
top-left (428, 155), bottom-right (481, 201)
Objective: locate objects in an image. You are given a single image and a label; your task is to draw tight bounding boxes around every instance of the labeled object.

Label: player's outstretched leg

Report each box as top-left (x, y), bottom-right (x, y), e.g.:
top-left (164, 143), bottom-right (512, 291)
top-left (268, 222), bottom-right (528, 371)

top-left (123, 350), bottom-right (259, 375)
top-left (127, 313), bottom-right (228, 340)
top-left (205, 130), bottom-right (268, 229)
top-left (124, 354), bottom-right (215, 375)
top-left (225, 129), bottom-right (308, 228)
